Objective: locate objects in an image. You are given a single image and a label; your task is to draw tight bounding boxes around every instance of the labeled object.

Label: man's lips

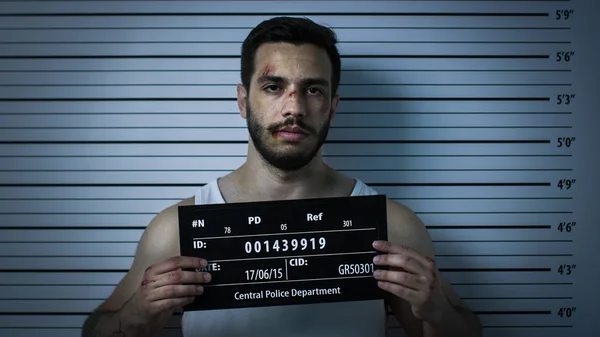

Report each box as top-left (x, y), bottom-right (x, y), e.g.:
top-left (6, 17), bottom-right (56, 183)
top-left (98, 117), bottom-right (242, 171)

top-left (272, 126), bottom-right (308, 141)
top-left (277, 126), bottom-right (307, 134)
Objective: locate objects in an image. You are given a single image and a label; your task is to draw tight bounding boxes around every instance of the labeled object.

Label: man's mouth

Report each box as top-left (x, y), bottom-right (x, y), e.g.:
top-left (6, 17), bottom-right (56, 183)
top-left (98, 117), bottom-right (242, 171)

top-left (278, 126), bottom-right (306, 134)
top-left (272, 125), bottom-right (308, 141)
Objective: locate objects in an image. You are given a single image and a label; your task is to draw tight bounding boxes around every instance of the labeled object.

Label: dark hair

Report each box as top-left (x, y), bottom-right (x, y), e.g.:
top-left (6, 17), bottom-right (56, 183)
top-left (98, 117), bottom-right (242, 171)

top-left (240, 16), bottom-right (341, 97)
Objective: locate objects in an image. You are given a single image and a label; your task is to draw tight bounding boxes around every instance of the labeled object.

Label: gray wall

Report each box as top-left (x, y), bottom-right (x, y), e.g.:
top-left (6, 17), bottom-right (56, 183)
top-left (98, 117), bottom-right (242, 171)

top-left (0, 1), bottom-right (598, 337)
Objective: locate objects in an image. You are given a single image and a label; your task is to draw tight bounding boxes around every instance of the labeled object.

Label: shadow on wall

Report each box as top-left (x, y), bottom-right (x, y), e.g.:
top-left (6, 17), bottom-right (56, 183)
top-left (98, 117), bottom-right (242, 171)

top-left (321, 65), bottom-right (471, 259)
top-left (323, 66), bottom-right (410, 187)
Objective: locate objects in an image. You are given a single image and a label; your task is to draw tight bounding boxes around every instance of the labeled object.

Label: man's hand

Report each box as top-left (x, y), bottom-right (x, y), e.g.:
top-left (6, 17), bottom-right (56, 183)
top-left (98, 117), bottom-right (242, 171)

top-left (372, 240), bottom-right (451, 323)
top-left (122, 256), bottom-right (211, 331)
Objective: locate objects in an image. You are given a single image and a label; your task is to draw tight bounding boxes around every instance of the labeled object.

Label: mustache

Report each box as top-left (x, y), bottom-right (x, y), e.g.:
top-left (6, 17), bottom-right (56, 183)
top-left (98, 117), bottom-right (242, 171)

top-left (267, 118), bottom-right (316, 134)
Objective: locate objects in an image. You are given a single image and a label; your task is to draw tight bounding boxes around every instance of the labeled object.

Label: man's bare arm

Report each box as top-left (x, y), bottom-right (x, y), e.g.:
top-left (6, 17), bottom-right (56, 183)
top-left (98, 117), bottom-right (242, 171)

top-left (82, 308), bottom-right (129, 337)
top-left (382, 199), bottom-right (483, 337)
top-left (81, 197), bottom-right (209, 337)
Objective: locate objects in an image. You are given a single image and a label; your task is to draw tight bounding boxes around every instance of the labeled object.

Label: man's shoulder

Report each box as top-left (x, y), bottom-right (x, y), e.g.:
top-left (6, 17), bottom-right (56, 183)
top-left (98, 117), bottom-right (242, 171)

top-left (152, 196), bottom-right (195, 227)
top-left (137, 196), bottom-right (196, 256)
top-left (384, 198), bottom-right (435, 257)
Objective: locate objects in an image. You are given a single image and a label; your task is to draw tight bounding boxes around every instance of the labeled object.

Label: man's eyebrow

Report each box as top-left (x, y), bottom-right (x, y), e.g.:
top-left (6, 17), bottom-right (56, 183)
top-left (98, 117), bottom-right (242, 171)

top-left (257, 75), bottom-right (286, 85)
top-left (302, 77), bottom-right (330, 87)
top-left (256, 75), bottom-right (329, 87)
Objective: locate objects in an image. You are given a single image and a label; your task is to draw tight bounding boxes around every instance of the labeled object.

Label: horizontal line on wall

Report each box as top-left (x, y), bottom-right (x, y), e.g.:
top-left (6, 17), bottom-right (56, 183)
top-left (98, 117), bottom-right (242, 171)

top-left (0, 268), bottom-right (552, 273)
top-left (0, 97), bottom-right (552, 102)
top-left (0, 282), bottom-right (574, 288)
top-left (0, 27), bottom-right (572, 31)
top-left (0, 198), bottom-right (574, 201)
top-left (0, 140), bottom-right (553, 144)
top-left (0, 12), bottom-right (552, 17)
top-left (0, 155), bottom-right (573, 158)
top-left (0, 41), bottom-right (573, 44)
top-left (0, 112), bottom-right (575, 116)
top-left (0, 169), bottom-right (574, 173)
top-left (17, 0), bottom-right (577, 1)
top-left (0, 240), bottom-right (573, 244)
top-left (434, 240), bottom-right (572, 242)
top-left (475, 310), bottom-right (553, 314)
top-left (0, 212), bottom-right (572, 215)
top-left (416, 211), bottom-right (572, 214)
top-left (406, 198), bottom-right (569, 201)
top-left (0, 255), bottom-right (137, 257)
top-left (0, 0), bottom-right (569, 1)
top-left (0, 254), bottom-right (574, 258)
top-left (0, 312), bottom-right (564, 318)
top-left (0, 84), bottom-right (574, 87)
top-left (429, 225), bottom-right (554, 229)
top-left (438, 254), bottom-right (573, 257)
top-left (0, 326), bottom-right (176, 330)
top-left (0, 127), bottom-right (574, 130)
top-left (0, 296), bottom-right (574, 302)
top-left (481, 325), bottom-right (573, 328)
top-left (0, 282), bottom-right (572, 287)
top-left (0, 54), bottom-right (551, 59)
top-left (454, 282), bottom-right (573, 286)
top-left (0, 225), bottom-right (556, 230)
top-left (0, 70), bottom-right (572, 73)
top-left (0, 211), bottom-right (570, 215)
top-left (0, 182), bottom-right (554, 187)
top-left (0, 323), bottom-right (566, 330)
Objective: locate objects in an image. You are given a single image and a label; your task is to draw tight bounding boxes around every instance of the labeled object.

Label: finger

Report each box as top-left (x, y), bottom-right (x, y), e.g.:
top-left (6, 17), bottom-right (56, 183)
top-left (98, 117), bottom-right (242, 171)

top-left (148, 296), bottom-right (196, 316)
top-left (373, 269), bottom-right (429, 291)
top-left (373, 240), bottom-right (433, 269)
top-left (142, 270), bottom-right (212, 289)
top-left (373, 253), bottom-right (429, 277)
top-left (146, 256), bottom-right (208, 276)
top-left (376, 281), bottom-right (423, 304)
top-left (145, 284), bottom-right (204, 302)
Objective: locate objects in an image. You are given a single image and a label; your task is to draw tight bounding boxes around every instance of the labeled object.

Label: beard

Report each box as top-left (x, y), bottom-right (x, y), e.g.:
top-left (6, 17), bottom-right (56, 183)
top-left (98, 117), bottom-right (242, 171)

top-left (246, 104), bottom-right (331, 171)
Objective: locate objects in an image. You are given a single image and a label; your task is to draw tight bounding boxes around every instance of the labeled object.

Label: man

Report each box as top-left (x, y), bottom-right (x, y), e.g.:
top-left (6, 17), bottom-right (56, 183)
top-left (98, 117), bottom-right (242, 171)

top-left (82, 16), bottom-right (482, 337)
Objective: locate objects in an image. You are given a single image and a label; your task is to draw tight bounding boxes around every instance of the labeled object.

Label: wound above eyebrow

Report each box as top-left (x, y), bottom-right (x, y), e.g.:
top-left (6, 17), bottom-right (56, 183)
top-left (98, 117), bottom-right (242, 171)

top-left (262, 63), bottom-right (274, 76)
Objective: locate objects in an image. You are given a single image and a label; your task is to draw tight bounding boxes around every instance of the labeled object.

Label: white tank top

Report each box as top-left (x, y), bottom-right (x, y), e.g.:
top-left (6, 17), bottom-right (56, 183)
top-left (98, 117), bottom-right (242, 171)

top-left (181, 178), bottom-right (388, 337)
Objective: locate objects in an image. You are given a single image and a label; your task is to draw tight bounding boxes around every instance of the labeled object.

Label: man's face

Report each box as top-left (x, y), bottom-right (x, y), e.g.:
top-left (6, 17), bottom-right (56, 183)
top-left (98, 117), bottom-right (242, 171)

top-left (237, 43), bottom-right (340, 171)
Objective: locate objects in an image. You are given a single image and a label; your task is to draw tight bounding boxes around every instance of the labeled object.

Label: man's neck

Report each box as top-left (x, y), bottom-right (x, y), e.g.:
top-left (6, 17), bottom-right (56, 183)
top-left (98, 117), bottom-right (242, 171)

top-left (241, 154), bottom-right (334, 200)
top-left (220, 149), bottom-right (352, 202)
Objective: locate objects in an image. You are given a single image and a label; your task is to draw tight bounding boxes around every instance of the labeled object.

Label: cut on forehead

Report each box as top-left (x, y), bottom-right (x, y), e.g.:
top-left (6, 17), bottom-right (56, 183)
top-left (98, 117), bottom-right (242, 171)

top-left (252, 42), bottom-right (333, 83)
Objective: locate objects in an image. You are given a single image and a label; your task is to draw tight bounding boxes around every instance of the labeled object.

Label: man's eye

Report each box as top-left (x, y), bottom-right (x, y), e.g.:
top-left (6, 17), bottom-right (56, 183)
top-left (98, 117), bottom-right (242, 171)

top-left (308, 87), bottom-right (322, 95)
top-left (265, 85), bottom-right (280, 92)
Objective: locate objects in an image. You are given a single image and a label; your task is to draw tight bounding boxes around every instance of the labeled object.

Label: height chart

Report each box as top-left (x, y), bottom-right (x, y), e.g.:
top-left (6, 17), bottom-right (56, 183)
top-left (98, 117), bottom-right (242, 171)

top-left (0, 1), bottom-right (597, 337)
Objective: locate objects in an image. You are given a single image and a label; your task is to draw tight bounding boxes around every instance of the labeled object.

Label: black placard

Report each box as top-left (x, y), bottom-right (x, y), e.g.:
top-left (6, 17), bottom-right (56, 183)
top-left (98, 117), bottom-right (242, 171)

top-left (178, 194), bottom-right (389, 311)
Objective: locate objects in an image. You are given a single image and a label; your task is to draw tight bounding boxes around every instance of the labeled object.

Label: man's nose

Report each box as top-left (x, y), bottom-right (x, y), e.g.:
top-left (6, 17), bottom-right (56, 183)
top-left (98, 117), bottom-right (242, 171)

top-left (281, 89), bottom-right (306, 118)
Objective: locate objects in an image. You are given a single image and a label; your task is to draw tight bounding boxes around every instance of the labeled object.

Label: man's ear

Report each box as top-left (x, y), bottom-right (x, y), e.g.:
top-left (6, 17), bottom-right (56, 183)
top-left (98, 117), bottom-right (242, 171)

top-left (237, 83), bottom-right (248, 119)
top-left (329, 93), bottom-right (341, 121)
